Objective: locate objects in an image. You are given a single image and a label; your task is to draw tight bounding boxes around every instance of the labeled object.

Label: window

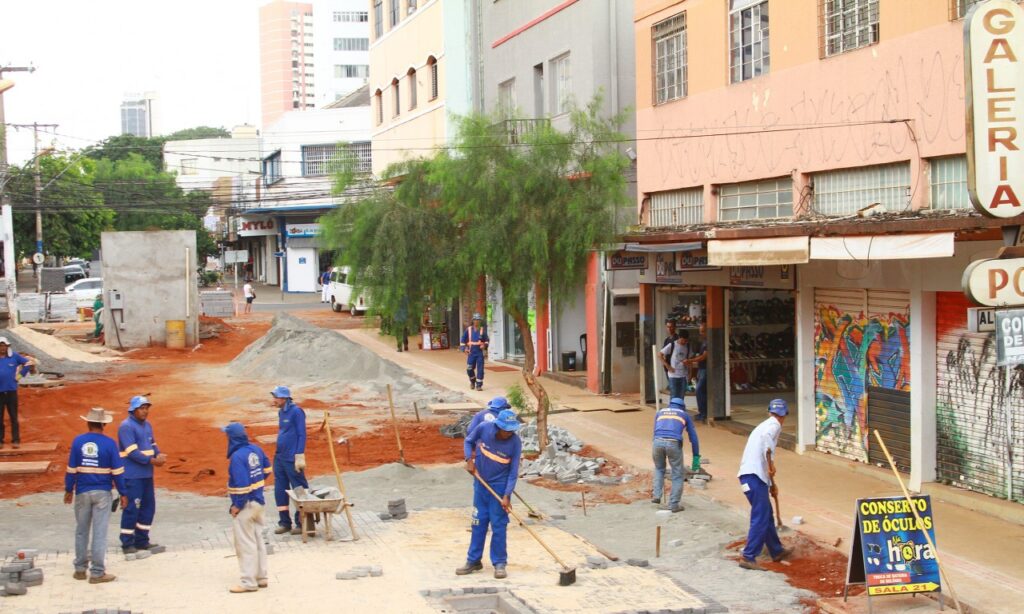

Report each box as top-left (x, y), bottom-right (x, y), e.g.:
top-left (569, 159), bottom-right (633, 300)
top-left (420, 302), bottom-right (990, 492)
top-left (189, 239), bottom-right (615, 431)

top-left (551, 54), bottom-right (571, 115)
top-left (730, 1), bottom-right (769, 83)
top-left (533, 63), bottom-right (544, 116)
top-left (427, 57), bottom-right (438, 100)
top-left (334, 38), bottom-right (369, 51)
top-left (497, 78), bottom-right (516, 117)
top-left (347, 141), bottom-right (372, 173)
top-left (719, 177), bottom-right (793, 221)
top-left (373, 0), bottom-right (383, 38)
top-left (334, 11), bottom-right (368, 22)
top-left (930, 155), bottom-right (970, 209)
top-left (653, 14), bottom-right (687, 105)
top-left (392, 78), bottom-right (401, 117)
top-left (374, 89), bottom-right (384, 125)
top-left (390, 0), bottom-right (400, 27)
top-left (649, 188), bottom-right (704, 227)
top-left (820, 0), bottom-right (879, 57)
top-left (407, 68), bottom-right (417, 110)
top-left (301, 144), bottom-right (337, 177)
top-left (813, 162), bottom-right (911, 216)
top-left (262, 151), bottom-right (282, 186)
top-left (180, 158), bottom-right (197, 176)
top-left (408, 0), bottom-right (418, 13)
top-left (335, 65), bottom-right (369, 79)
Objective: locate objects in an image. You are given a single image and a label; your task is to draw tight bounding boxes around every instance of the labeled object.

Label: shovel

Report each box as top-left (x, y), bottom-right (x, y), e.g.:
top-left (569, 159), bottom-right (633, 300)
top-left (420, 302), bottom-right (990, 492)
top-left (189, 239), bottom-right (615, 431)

top-left (770, 476), bottom-right (791, 535)
top-left (386, 384), bottom-right (414, 468)
top-left (472, 472), bottom-right (576, 586)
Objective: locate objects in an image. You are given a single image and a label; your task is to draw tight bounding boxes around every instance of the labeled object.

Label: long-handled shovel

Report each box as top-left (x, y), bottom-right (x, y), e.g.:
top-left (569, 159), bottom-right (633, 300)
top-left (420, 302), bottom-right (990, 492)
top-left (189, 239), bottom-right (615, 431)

top-left (770, 476), bottom-right (791, 535)
top-left (472, 472), bottom-right (576, 586)
top-left (386, 384), bottom-right (414, 468)
top-left (320, 411), bottom-right (359, 541)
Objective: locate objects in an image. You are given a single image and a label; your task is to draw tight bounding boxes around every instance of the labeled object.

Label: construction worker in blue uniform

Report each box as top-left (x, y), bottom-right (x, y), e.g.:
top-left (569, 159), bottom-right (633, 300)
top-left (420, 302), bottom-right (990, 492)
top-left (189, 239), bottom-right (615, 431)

top-left (223, 422), bottom-right (272, 594)
top-left (457, 409), bottom-right (522, 580)
top-left (737, 398), bottom-right (793, 570)
top-left (65, 407), bottom-right (127, 584)
top-left (460, 313), bottom-right (489, 391)
top-left (467, 396), bottom-right (510, 437)
top-left (117, 395), bottom-right (166, 554)
top-left (651, 397), bottom-right (700, 512)
top-left (271, 385), bottom-right (309, 535)
top-left (0, 336), bottom-right (35, 450)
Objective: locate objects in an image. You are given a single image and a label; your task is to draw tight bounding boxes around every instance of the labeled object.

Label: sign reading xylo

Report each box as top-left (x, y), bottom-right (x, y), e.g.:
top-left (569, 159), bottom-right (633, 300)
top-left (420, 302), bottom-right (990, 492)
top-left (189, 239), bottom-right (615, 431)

top-left (962, 257), bottom-right (1024, 306)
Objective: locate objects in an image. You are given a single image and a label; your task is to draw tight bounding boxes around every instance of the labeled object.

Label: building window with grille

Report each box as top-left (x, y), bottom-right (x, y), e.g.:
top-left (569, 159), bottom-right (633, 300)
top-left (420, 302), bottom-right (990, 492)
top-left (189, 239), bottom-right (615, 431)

top-left (347, 141), bottom-right (372, 173)
top-left (428, 57), bottom-right (438, 100)
top-left (649, 187), bottom-right (704, 227)
top-left (653, 14), bottom-right (687, 104)
top-left (408, 68), bottom-right (417, 110)
top-left (551, 54), bottom-right (571, 115)
top-left (730, 0), bottom-right (769, 83)
top-left (263, 151), bottom-right (283, 186)
top-left (301, 144), bottom-right (338, 177)
top-left (820, 0), bottom-right (879, 57)
top-left (334, 11), bottom-right (368, 22)
top-left (390, 0), bottom-right (400, 27)
top-left (392, 79), bottom-right (401, 117)
top-left (335, 65), bottom-right (369, 79)
top-left (813, 162), bottom-right (911, 216)
top-left (334, 38), bottom-right (369, 51)
top-left (373, 0), bottom-right (383, 38)
top-left (930, 155), bottom-right (970, 209)
top-left (719, 177), bottom-right (793, 221)
top-left (374, 89), bottom-right (384, 125)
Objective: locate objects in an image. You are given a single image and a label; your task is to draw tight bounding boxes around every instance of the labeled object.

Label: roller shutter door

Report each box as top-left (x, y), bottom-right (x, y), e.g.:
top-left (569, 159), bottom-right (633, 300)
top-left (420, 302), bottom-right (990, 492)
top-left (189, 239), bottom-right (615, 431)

top-left (935, 292), bottom-right (1024, 503)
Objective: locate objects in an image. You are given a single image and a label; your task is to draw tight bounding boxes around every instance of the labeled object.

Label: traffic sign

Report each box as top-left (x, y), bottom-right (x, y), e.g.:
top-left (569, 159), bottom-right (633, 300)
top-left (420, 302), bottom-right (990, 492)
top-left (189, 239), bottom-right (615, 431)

top-left (31, 252), bottom-right (44, 265)
top-left (968, 307), bottom-right (996, 332)
top-left (995, 308), bottom-right (1024, 366)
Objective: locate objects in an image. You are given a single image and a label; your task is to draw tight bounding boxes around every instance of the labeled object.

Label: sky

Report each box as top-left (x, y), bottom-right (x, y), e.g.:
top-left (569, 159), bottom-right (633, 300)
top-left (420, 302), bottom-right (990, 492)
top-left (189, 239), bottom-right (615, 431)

top-left (1, 0), bottom-right (262, 164)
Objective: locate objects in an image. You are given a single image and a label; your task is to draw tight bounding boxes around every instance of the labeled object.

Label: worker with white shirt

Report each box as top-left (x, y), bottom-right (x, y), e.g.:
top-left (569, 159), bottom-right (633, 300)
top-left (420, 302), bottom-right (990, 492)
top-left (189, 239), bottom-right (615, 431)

top-left (736, 398), bottom-right (792, 570)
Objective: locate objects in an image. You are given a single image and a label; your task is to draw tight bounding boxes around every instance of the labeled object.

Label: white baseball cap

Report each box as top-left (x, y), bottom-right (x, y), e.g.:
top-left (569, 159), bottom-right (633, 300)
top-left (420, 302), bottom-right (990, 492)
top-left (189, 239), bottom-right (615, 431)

top-left (0, 337), bottom-right (10, 345)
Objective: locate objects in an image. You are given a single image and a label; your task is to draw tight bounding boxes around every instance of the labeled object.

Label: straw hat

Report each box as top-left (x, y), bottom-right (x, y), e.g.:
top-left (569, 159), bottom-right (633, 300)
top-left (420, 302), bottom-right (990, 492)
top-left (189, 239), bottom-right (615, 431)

top-left (80, 407), bottom-right (113, 424)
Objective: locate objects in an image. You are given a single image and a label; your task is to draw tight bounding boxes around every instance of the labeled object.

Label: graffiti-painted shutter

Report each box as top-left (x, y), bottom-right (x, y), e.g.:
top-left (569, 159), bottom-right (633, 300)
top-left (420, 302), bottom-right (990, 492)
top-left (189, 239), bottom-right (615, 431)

top-left (935, 292), bottom-right (1024, 503)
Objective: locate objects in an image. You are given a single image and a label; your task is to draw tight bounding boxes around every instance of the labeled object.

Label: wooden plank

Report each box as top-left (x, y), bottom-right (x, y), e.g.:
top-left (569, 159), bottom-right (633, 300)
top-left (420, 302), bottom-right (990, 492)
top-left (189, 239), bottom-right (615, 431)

top-left (0, 442), bottom-right (58, 456)
top-left (0, 461), bottom-right (51, 474)
top-left (427, 402), bottom-right (482, 412)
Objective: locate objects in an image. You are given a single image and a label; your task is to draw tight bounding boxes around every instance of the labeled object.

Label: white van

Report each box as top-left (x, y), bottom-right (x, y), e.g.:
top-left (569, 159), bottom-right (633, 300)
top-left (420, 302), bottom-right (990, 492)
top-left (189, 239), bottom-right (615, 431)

top-left (328, 266), bottom-right (370, 315)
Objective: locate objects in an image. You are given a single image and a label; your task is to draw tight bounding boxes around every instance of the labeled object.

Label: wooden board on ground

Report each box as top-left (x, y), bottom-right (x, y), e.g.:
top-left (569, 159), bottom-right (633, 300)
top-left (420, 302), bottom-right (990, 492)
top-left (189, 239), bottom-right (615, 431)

top-left (0, 461), bottom-right (51, 474)
top-left (485, 365), bottom-right (518, 372)
top-left (558, 396), bottom-right (641, 413)
top-left (427, 402), bottom-right (482, 414)
top-left (0, 442), bottom-right (58, 456)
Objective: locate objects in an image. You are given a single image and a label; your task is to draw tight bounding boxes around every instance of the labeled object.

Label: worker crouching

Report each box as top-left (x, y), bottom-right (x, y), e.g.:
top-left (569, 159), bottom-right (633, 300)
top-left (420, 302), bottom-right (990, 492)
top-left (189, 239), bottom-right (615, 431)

top-left (223, 422), bottom-right (271, 593)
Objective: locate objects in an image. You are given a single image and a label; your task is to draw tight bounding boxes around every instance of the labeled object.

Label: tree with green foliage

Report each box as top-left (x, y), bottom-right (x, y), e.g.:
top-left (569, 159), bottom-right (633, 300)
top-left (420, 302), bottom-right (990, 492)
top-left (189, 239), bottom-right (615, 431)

top-left (322, 98), bottom-right (629, 447)
top-left (85, 125), bottom-right (231, 170)
top-left (166, 126), bottom-right (231, 141)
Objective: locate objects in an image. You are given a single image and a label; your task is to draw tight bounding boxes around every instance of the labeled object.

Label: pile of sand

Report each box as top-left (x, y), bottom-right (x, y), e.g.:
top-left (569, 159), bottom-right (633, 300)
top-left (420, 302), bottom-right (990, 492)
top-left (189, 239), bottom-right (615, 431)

top-left (5, 326), bottom-right (114, 375)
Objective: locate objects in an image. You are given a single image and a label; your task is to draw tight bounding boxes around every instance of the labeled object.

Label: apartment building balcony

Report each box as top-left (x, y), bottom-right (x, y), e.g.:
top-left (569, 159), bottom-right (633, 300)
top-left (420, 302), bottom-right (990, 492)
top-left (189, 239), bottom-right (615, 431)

top-left (491, 118), bottom-right (550, 144)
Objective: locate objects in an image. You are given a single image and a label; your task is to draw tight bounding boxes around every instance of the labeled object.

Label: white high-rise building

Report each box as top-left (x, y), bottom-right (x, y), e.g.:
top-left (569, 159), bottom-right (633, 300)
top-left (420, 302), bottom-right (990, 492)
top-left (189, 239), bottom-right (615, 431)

top-left (312, 0), bottom-right (370, 107)
top-left (120, 91), bottom-right (158, 137)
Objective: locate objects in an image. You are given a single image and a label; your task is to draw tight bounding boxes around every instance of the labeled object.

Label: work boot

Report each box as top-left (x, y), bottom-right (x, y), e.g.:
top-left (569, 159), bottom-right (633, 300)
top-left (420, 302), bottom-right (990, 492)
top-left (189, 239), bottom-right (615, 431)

top-left (139, 543), bottom-right (160, 550)
top-left (274, 525), bottom-right (291, 535)
top-left (257, 579), bottom-right (269, 588)
top-left (651, 497), bottom-right (661, 505)
top-left (469, 380), bottom-right (476, 390)
top-left (290, 526), bottom-right (302, 535)
top-left (89, 573), bottom-right (117, 584)
top-left (475, 383), bottom-right (483, 391)
top-left (738, 559), bottom-right (766, 571)
top-left (73, 570), bottom-right (87, 580)
top-left (772, 547), bottom-right (793, 563)
top-left (455, 560), bottom-right (483, 576)
top-left (229, 585), bottom-right (258, 593)
top-left (494, 564), bottom-right (507, 579)
top-left (121, 546), bottom-right (138, 555)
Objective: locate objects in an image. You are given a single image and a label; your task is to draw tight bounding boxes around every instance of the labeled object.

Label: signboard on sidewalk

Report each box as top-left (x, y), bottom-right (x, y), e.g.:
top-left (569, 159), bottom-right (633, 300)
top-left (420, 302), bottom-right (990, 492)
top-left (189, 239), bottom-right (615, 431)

top-left (845, 495), bottom-right (941, 599)
top-left (995, 308), bottom-right (1024, 365)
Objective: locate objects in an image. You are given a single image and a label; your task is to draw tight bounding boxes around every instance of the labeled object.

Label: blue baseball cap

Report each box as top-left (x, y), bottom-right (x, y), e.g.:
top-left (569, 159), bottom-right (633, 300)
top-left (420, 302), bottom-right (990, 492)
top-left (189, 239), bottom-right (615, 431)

top-left (128, 395), bottom-right (151, 412)
top-left (494, 409), bottom-right (520, 432)
top-left (668, 397), bottom-right (686, 409)
top-left (487, 396), bottom-right (510, 411)
top-left (768, 399), bottom-right (789, 416)
top-left (271, 386), bottom-right (291, 399)
top-left (221, 422), bottom-right (246, 437)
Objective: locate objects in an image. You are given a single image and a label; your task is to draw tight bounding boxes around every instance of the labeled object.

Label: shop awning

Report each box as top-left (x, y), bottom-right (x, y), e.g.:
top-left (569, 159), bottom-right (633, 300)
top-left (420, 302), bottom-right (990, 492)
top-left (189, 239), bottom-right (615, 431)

top-left (810, 232), bottom-right (955, 260)
top-left (618, 241), bottom-right (703, 253)
top-left (609, 287), bottom-right (639, 298)
top-left (707, 236), bottom-right (809, 266)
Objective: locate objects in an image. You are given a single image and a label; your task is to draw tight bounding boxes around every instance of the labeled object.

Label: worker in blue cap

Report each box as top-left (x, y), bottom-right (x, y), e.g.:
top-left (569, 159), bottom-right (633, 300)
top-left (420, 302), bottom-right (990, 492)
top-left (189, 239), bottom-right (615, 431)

top-left (117, 395), bottom-right (166, 554)
top-left (460, 313), bottom-right (489, 391)
top-left (466, 396), bottom-right (511, 437)
top-left (271, 385), bottom-right (309, 535)
top-left (651, 397), bottom-right (700, 512)
top-left (223, 422), bottom-right (271, 593)
top-left (737, 398), bottom-right (793, 570)
top-left (457, 408), bottom-right (521, 580)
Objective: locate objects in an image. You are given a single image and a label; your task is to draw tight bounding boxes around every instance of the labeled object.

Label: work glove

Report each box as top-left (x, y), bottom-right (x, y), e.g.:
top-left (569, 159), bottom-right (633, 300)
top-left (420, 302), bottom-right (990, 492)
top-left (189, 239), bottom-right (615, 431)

top-left (294, 453), bottom-right (307, 472)
top-left (690, 455), bottom-right (701, 472)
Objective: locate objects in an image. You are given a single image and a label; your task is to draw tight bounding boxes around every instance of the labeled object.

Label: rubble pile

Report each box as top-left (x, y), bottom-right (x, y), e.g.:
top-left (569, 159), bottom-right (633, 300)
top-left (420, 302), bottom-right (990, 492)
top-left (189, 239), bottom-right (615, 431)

top-left (519, 443), bottom-right (624, 485)
top-left (438, 414), bottom-right (473, 439)
top-left (518, 421), bottom-right (584, 454)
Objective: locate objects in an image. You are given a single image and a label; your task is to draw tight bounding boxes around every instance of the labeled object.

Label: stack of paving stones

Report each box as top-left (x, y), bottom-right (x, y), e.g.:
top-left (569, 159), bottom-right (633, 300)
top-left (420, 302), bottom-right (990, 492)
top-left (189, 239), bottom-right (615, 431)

top-left (685, 457), bottom-right (713, 489)
top-left (335, 565), bottom-right (383, 580)
top-left (419, 586), bottom-right (504, 597)
top-left (380, 498), bottom-right (408, 520)
top-left (199, 290), bottom-right (235, 317)
top-left (1, 549), bottom-right (42, 597)
top-left (439, 414), bottom-right (474, 438)
top-left (519, 442), bottom-right (627, 485)
top-left (518, 421), bottom-right (585, 454)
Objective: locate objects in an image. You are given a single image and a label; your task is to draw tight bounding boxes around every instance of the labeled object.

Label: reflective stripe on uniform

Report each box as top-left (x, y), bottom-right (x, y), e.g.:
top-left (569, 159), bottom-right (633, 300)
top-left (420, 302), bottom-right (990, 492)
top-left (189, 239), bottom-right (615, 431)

top-left (120, 529), bottom-right (135, 535)
top-left (277, 505), bottom-right (289, 511)
top-left (657, 415), bottom-right (687, 425)
top-left (66, 467), bottom-right (77, 474)
top-left (263, 467), bottom-right (272, 474)
top-left (136, 523), bottom-right (152, 530)
top-left (141, 450), bottom-right (155, 456)
top-left (227, 480), bottom-right (266, 495)
top-left (112, 467), bottom-right (125, 475)
top-left (75, 466), bottom-right (114, 475)
top-left (119, 443), bottom-right (139, 457)
top-left (478, 445), bottom-right (510, 465)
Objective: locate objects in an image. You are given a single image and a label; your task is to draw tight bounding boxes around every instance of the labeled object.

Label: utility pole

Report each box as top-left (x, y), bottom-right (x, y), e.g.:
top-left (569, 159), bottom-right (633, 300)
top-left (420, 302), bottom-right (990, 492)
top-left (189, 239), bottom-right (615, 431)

top-left (29, 122), bottom-right (58, 293)
top-left (0, 64), bottom-right (35, 298)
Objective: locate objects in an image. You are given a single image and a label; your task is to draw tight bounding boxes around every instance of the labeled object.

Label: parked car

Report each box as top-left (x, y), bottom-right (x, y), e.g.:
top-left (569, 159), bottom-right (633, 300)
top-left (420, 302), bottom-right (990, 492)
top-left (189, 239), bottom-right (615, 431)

top-left (65, 277), bottom-right (103, 308)
top-left (327, 266), bottom-right (370, 315)
top-left (65, 258), bottom-right (91, 275)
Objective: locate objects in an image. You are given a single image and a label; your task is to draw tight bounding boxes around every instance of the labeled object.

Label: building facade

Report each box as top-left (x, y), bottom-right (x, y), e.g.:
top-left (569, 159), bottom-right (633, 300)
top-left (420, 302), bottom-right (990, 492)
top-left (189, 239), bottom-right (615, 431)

top-left (120, 92), bottom-right (157, 137)
top-left (629, 0), bottom-right (1022, 502)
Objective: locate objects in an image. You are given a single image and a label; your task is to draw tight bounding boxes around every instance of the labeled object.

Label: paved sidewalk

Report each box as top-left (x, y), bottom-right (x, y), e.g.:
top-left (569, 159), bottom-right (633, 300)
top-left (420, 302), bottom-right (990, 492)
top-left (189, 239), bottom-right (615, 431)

top-left (341, 327), bottom-right (1024, 614)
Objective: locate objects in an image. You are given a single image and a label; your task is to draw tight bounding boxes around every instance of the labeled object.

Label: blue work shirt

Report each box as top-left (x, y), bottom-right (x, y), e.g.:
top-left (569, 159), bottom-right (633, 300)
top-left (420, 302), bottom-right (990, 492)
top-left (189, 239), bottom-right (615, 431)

top-left (464, 422), bottom-right (522, 497)
top-left (0, 351), bottom-right (30, 392)
top-left (653, 406), bottom-right (700, 456)
top-left (227, 431), bottom-right (271, 509)
top-left (467, 407), bottom-right (501, 438)
top-left (118, 416), bottom-right (161, 480)
top-left (460, 326), bottom-right (489, 356)
top-left (275, 401), bottom-right (307, 461)
top-left (65, 432), bottom-right (127, 495)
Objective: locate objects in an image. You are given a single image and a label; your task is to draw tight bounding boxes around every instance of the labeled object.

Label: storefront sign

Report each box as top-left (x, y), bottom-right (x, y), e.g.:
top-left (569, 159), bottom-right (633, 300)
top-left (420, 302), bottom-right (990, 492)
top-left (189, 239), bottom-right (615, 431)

top-left (224, 249), bottom-right (249, 264)
top-left (962, 257), bottom-right (1024, 306)
top-left (846, 495), bottom-right (941, 598)
top-left (674, 250), bottom-right (719, 271)
top-left (965, 0), bottom-right (1024, 218)
top-left (605, 251), bottom-right (647, 271)
top-left (968, 306), bottom-right (997, 332)
top-left (728, 265), bottom-right (793, 288)
top-left (238, 217), bottom-right (278, 237)
top-left (285, 223), bottom-right (320, 238)
top-left (995, 308), bottom-right (1024, 365)
top-left (655, 252), bottom-right (684, 284)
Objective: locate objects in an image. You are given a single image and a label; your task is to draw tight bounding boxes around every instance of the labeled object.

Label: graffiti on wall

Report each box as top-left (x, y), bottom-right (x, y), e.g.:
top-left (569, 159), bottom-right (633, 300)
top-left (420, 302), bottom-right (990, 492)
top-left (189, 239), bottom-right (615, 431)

top-left (814, 306), bottom-right (911, 462)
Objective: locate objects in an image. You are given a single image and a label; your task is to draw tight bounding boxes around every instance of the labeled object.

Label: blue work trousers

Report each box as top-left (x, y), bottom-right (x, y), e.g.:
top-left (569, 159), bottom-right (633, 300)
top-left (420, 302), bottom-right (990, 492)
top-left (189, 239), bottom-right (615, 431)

top-left (120, 478), bottom-right (155, 548)
top-left (695, 370), bottom-right (708, 420)
top-left (652, 438), bottom-right (684, 508)
top-left (273, 455), bottom-right (309, 528)
top-left (467, 352), bottom-right (485, 385)
top-left (739, 474), bottom-right (783, 562)
top-left (467, 480), bottom-right (509, 565)
top-left (667, 376), bottom-right (685, 402)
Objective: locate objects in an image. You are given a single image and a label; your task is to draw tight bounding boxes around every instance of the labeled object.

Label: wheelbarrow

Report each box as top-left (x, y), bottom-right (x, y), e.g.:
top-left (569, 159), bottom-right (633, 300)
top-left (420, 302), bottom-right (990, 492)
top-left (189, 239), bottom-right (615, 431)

top-left (286, 489), bottom-right (348, 543)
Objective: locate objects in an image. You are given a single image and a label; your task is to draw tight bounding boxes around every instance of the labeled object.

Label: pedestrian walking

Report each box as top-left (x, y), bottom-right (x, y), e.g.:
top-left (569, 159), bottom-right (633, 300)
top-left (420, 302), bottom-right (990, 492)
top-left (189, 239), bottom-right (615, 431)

top-left (223, 422), bottom-right (271, 593)
top-left (659, 330), bottom-right (690, 401)
top-left (320, 269), bottom-right (332, 303)
top-left (661, 318), bottom-right (678, 389)
top-left (456, 409), bottom-right (522, 580)
top-left (271, 386), bottom-right (309, 535)
top-left (243, 281), bottom-right (256, 314)
top-left (651, 397), bottom-right (700, 512)
top-left (0, 336), bottom-right (35, 450)
top-left (737, 398), bottom-right (792, 571)
top-left (460, 313), bottom-right (489, 391)
top-left (394, 296), bottom-right (410, 352)
top-left (65, 407), bottom-right (127, 584)
top-left (688, 324), bottom-right (708, 422)
top-left (467, 396), bottom-right (510, 436)
top-left (117, 395), bottom-right (166, 554)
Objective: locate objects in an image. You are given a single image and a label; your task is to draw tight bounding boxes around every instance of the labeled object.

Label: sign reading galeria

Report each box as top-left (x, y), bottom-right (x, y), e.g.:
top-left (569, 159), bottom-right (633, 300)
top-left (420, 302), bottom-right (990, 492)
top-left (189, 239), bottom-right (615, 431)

top-left (964, 0), bottom-right (1024, 218)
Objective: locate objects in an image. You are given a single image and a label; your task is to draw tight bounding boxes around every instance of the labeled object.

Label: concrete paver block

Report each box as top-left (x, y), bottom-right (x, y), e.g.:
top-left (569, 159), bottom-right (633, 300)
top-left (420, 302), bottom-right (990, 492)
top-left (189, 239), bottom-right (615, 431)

top-left (134, 551), bottom-right (152, 560)
top-left (369, 566), bottom-right (383, 577)
top-left (378, 512), bottom-right (392, 520)
top-left (124, 553), bottom-right (136, 561)
top-left (627, 558), bottom-right (650, 567)
top-left (20, 568), bottom-right (42, 581)
top-left (335, 571), bottom-right (359, 580)
top-left (1, 562), bottom-right (30, 573)
top-left (22, 576), bottom-right (42, 587)
top-left (3, 581), bottom-right (26, 595)
top-left (586, 555), bottom-right (608, 569)
top-left (668, 539), bottom-right (683, 547)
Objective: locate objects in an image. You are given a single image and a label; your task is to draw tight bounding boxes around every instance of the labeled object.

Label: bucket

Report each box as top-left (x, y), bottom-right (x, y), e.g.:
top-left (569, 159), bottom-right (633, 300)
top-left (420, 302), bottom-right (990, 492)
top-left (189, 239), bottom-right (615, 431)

top-left (166, 320), bottom-right (186, 349)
